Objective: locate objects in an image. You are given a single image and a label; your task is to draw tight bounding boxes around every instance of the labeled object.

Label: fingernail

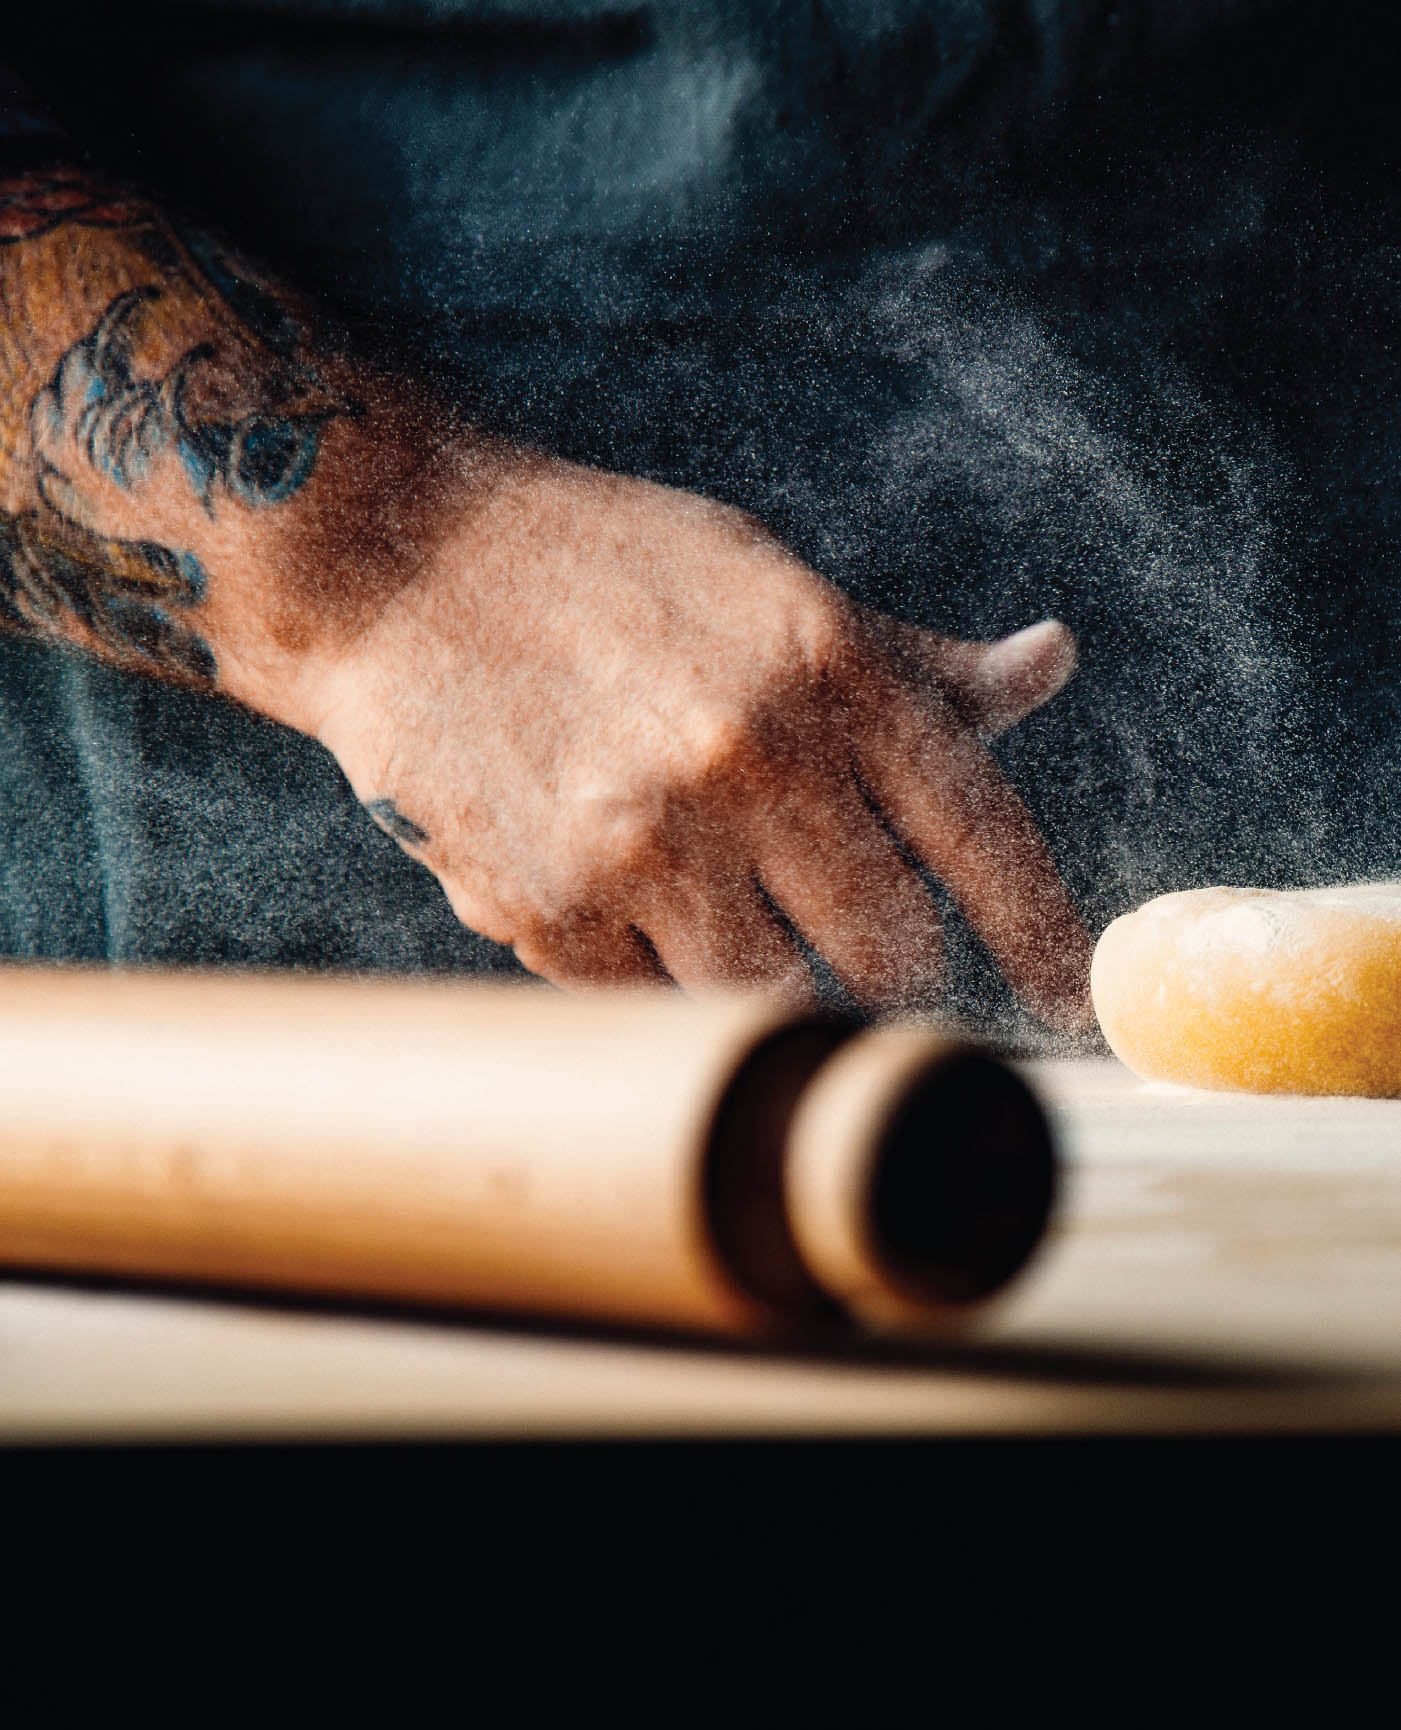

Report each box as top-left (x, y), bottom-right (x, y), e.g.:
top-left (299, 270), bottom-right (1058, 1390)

top-left (1001, 617), bottom-right (1071, 651)
top-left (998, 618), bottom-right (1077, 680)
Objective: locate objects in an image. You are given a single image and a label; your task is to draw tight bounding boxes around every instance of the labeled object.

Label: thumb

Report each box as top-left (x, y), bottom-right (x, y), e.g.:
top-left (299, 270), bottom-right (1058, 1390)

top-left (956, 618), bottom-right (1079, 736)
top-left (873, 615), bottom-right (1078, 737)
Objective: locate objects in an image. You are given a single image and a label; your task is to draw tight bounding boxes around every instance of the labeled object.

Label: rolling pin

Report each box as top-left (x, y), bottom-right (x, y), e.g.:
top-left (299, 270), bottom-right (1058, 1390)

top-left (0, 966), bottom-right (1056, 1337)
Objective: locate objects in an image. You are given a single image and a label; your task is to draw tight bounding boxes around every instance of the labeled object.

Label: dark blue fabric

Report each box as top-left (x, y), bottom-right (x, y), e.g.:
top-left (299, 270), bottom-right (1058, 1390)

top-left (2, 1), bottom-right (1397, 1017)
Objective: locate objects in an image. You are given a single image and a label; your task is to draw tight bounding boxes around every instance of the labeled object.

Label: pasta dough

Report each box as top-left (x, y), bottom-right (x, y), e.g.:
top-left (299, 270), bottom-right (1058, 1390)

top-left (1090, 883), bottom-right (1401, 1096)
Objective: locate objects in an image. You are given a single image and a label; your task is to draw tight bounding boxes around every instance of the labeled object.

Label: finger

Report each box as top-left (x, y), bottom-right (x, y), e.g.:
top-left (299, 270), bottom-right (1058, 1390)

top-left (513, 913), bottom-right (672, 990)
top-left (873, 616), bottom-right (1078, 737)
top-left (854, 673), bottom-right (1094, 1030)
top-left (437, 872), bottom-right (666, 986)
top-left (642, 871), bottom-right (816, 1005)
top-left (437, 873), bottom-right (517, 947)
top-left (752, 776), bottom-right (944, 1012)
top-left (955, 619), bottom-right (1077, 735)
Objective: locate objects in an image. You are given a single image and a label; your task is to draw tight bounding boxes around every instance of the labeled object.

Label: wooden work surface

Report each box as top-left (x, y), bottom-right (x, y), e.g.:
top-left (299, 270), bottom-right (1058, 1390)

top-left (4, 1057), bottom-right (1401, 1442)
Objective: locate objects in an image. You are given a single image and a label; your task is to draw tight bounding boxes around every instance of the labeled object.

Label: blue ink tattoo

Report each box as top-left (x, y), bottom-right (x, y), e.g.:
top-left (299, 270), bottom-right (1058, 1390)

top-left (1, 168), bottom-right (353, 681)
top-left (364, 799), bottom-right (430, 846)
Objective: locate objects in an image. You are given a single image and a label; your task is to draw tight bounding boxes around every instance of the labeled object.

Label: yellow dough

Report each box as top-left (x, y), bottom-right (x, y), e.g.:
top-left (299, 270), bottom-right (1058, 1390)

top-left (1090, 883), bottom-right (1401, 1096)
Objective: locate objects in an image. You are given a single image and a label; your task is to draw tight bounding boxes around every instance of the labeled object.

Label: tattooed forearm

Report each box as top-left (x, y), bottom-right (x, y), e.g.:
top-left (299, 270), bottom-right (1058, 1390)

top-left (364, 798), bottom-right (430, 847)
top-left (0, 165), bottom-right (351, 682)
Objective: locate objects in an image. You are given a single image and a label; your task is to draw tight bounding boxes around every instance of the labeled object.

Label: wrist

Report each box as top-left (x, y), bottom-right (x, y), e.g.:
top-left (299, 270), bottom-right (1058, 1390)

top-left (32, 344), bottom-right (501, 739)
top-left (191, 369), bottom-right (489, 733)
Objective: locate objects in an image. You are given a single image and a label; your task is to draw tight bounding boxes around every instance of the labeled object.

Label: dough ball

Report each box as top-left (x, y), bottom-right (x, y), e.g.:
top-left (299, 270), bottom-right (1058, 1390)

top-left (1090, 883), bottom-right (1401, 1096)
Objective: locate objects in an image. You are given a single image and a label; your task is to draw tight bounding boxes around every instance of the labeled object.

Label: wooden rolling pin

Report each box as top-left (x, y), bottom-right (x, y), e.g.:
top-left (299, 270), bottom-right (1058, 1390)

top-left (0, 966), bottom-right (1056, 1337)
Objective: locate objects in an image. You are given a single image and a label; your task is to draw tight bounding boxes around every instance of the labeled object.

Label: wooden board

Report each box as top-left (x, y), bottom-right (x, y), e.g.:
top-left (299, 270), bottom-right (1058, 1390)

top-left (4, 1058), bottom-right (1401, 1440)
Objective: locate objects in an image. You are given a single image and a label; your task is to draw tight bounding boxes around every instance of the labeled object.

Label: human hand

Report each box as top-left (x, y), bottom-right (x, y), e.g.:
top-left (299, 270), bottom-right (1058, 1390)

top-left (0, 163), bottom-right (1089, 1026)
top-left (309, 452), bottom-right (1093, 1027)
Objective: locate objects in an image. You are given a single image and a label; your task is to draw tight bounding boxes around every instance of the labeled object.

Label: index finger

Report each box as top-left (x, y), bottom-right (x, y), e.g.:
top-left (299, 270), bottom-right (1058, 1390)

top-left (851, 667), bottom-right (1094, 1030)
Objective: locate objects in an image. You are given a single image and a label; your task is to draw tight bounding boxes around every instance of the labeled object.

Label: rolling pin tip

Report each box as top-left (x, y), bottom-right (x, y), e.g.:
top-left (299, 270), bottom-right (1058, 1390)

top-left (783, 1028), bottom-right (1057, 1330)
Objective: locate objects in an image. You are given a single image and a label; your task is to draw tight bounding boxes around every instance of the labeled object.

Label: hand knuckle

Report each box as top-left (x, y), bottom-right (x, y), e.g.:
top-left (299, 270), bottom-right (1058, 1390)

top-left (680, 704), bottom-right (753, 784)
top-left (801, 595), bottom-right (857, 682)
top-left (509, 904), bottom-right (555, 953)
top-left (570, 801), bottom-right (659, 888)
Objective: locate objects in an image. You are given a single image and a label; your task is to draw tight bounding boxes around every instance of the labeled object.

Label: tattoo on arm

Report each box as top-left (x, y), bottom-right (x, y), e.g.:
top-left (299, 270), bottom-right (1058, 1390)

top-left (364, 798), bottom-right (430, 847)
top-left (0, 166), bottom-right (352, 682)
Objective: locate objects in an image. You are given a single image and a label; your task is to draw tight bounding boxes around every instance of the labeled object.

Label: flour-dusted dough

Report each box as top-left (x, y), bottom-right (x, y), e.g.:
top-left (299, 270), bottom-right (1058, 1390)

top-left (1090, 883), bottom-right (1401, 1096)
